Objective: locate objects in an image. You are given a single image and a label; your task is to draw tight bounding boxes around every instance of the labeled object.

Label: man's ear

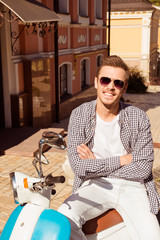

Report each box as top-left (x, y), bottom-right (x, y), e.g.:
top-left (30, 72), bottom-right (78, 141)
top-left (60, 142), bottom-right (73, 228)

top-left (94, 77), bottom-right (98, 89)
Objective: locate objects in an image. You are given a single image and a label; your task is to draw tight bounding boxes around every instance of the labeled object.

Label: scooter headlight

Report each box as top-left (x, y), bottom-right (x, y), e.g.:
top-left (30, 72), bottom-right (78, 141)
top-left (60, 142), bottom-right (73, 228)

top-left (9, 172), bottom-right (50, 207)
top-left (9, 171), bottom-right (38, 204)
top-left (10, 172), bottom-right (19, 204)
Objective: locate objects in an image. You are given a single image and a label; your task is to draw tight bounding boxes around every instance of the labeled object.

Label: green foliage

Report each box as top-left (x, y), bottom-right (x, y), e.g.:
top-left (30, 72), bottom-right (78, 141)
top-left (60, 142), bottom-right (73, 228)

top-left (126, 67), bottom-right (148, 93)
top-left (149, 0), bottom-right (160, 6)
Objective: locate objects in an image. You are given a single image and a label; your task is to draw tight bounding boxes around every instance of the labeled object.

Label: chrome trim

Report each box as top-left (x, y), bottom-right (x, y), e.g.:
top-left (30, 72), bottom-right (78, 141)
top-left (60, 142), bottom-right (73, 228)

top-left (10, 172), bottom-right (18, 204)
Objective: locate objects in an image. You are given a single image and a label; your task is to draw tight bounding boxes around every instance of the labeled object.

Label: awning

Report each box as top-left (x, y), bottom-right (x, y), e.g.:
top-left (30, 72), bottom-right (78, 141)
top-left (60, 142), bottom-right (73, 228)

top-left (0, 0), bottom-right (61, 23)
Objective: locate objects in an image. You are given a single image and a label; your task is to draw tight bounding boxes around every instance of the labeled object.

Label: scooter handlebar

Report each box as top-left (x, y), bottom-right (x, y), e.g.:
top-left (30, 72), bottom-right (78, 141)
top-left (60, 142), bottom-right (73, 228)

top-left (45, 174), bottom-right (65, 186)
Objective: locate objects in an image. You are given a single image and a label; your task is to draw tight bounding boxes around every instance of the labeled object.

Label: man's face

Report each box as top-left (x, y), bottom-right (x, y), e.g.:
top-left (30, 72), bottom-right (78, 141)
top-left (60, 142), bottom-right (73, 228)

top-left (94, 66), bottom-right (128, 109)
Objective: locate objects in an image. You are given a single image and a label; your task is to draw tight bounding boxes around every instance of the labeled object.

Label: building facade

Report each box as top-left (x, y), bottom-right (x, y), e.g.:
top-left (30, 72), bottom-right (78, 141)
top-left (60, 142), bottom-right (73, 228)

top-left (109, 0), bottom-right (160, 83)
top-left (157, 6), bottom-right (160, 78)
top-left (0, 0), bottom-right (107, 128)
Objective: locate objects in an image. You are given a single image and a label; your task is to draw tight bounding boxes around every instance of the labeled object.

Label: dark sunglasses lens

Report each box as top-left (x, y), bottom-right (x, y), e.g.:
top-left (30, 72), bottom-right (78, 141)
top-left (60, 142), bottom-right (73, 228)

top-left (114, 80), bottom-right (124, 90)
top-left (100, 77), bottom-right (111, 86)
top-left (100, 77), bottom-right (124, 90)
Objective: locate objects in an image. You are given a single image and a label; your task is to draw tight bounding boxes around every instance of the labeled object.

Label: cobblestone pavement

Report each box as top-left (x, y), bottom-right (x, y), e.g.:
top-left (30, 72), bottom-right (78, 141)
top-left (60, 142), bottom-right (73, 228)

top-left (0, 85), bottom-right (160, 232)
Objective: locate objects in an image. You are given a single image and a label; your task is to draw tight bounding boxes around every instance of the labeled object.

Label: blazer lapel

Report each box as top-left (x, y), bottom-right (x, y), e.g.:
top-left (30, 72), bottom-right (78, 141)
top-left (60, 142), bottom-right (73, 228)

top-left (119, 102), bottom-right (132, 153)
top-left (84, 101), bottom-right (96, 145)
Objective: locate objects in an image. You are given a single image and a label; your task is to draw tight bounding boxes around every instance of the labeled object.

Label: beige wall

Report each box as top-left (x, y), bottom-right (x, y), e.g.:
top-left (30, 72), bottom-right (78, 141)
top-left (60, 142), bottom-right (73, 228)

top-left (111, 22), bottom-right (142, 58)
top-left (108, 11), bottom-right (159, 81)
top-left (111, 18), bottom-right (142, 26)
top-left (110, 17), bottom-right (143, 59)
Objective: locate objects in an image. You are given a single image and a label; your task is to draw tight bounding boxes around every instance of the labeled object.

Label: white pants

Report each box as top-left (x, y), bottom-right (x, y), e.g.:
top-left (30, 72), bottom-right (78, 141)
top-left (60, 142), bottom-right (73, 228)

top-left (58, 177), bottom-right (160, 240)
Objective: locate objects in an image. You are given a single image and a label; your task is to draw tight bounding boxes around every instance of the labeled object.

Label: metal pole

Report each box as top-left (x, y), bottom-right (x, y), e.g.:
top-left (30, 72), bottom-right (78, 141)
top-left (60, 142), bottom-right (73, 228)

top-left (108, 0), bottom-right (111, 56)
top-left (54, 21), bottom-right (59, 123)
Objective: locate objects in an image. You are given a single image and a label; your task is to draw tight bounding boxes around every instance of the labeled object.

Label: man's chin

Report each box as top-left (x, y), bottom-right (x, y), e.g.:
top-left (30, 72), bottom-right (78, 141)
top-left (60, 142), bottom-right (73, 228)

top-left (103, 99), bottom-right (120, 110)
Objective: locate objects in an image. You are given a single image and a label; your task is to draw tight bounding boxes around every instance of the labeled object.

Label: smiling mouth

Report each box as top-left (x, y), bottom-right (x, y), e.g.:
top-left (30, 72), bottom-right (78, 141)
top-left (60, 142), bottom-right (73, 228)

top-left (103, 92), bottom-right (115, 97)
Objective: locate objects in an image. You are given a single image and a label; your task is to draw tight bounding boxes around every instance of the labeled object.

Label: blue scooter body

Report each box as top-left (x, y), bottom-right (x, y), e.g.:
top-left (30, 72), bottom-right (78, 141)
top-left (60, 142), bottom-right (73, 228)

top-left (0, 205), bottom-right (71, 240)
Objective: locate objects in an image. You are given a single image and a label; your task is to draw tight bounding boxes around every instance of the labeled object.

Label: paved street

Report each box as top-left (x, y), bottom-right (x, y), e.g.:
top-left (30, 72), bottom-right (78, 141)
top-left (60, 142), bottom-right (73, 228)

top-left (0, 85), bottom-right (160, 232)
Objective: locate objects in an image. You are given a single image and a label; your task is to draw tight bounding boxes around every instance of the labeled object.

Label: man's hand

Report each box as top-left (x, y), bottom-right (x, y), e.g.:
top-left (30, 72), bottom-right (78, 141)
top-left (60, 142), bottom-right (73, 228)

top-left (120, 154), bottom-right (132, 166)
top-left (77, 144), bottom-right (96, 159)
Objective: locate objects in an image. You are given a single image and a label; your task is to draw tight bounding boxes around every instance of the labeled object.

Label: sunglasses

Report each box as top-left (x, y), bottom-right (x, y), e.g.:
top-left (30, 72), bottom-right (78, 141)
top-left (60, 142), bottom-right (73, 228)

top-left (99, 77), bottom-right (125, 90)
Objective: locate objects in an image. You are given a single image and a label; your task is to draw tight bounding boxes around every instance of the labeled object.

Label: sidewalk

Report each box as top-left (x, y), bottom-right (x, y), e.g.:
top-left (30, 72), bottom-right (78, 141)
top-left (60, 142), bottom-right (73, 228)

top-left (0, 85), bottom-right (160, 232)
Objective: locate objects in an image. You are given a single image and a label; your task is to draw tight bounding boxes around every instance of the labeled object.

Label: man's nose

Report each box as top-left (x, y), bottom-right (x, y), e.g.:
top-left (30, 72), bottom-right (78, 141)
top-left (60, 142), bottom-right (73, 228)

top-left (107, 80), bottom-right (115, 89)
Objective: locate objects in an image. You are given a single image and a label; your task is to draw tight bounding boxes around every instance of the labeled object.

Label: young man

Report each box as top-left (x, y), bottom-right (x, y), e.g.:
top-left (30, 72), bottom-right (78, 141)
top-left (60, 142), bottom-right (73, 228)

top-left (58, 55), bottom-right (160, 239)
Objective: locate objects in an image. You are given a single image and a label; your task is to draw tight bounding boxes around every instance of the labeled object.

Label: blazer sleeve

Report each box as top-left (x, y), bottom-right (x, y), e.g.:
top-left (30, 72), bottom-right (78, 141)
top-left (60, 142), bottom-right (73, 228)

top-left (112, 110), bottom-right (154, 180)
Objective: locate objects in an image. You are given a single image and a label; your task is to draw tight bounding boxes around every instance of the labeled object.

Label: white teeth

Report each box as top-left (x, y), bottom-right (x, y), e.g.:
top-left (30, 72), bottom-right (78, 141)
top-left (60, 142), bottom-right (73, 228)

top-left (104, 92), bottom-right (113, 96)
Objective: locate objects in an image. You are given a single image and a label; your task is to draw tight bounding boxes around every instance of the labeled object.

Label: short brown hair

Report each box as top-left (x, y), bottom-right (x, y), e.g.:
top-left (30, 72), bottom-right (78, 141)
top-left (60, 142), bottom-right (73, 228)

top-left (96, 55), bottom-right (130, 83)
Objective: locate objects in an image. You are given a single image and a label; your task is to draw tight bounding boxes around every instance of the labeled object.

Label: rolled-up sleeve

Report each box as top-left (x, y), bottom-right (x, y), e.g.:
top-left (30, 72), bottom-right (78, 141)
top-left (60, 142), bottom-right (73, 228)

top-left (110, 109), bottom-right (154, 181)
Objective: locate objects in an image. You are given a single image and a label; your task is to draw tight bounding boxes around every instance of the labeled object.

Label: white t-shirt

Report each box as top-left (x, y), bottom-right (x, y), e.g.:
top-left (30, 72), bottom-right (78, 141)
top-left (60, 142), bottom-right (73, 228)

top-left (92, 113), bottom-right (127, 159)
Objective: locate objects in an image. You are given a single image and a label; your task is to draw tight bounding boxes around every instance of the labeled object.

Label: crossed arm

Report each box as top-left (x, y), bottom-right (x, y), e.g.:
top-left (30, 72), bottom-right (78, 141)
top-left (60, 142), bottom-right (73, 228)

top-left (77, 144), bottom-right (132, 166)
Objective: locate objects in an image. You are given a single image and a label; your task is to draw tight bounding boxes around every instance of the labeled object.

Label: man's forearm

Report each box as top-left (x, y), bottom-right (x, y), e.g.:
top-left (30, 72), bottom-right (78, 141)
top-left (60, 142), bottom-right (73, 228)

top-left (77, 144), bottom-right (133, 166)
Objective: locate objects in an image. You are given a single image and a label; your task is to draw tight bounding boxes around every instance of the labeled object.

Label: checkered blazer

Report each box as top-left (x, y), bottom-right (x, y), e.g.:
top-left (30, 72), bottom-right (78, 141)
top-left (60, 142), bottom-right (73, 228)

top-left (67, 100), bottom-right (160, 214)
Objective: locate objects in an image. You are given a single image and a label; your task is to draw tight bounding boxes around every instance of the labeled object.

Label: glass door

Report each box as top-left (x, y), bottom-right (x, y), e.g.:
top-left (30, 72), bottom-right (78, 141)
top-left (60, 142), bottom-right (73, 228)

top-left (31, 59), bottom-right (51, 127)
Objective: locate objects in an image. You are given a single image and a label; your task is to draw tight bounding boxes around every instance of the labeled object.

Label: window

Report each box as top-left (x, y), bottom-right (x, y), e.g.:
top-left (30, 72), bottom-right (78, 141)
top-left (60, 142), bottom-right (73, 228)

top-left (95, 0), bottom-right (102, 19)
top-left (54, 0), bottom-right (69, 14)
top-left (60, 64), bottom-right (68, 99)
top-left (79, 0), bottom-right (88, 17)
top-left (80, 58), bottom-right (90, 89)
top-left (81, 59), bottom-right (87, 89)
top-left (97, 55), bottom-right (103, 68)
top-left (31, 59), bottom-right (51, 127)
top-left (59, 63), bottom-right (72, 100)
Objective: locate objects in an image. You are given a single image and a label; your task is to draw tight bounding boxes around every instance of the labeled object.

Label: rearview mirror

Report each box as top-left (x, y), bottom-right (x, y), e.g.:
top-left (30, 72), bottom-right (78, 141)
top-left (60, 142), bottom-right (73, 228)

top-left (42, 131), bottom-right (66, 150)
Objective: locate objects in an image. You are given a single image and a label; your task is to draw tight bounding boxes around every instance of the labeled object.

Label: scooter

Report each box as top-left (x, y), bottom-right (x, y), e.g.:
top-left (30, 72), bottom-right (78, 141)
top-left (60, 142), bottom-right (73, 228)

top-left (0, 131), bottom-right (71, 240)
top-left (0, 131), bottom-right (131, 240)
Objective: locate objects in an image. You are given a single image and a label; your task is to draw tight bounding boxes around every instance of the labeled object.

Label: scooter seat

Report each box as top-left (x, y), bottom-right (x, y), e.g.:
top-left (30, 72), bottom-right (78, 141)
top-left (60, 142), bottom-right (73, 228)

top-left (82, 209), bottom-right (123, 234)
